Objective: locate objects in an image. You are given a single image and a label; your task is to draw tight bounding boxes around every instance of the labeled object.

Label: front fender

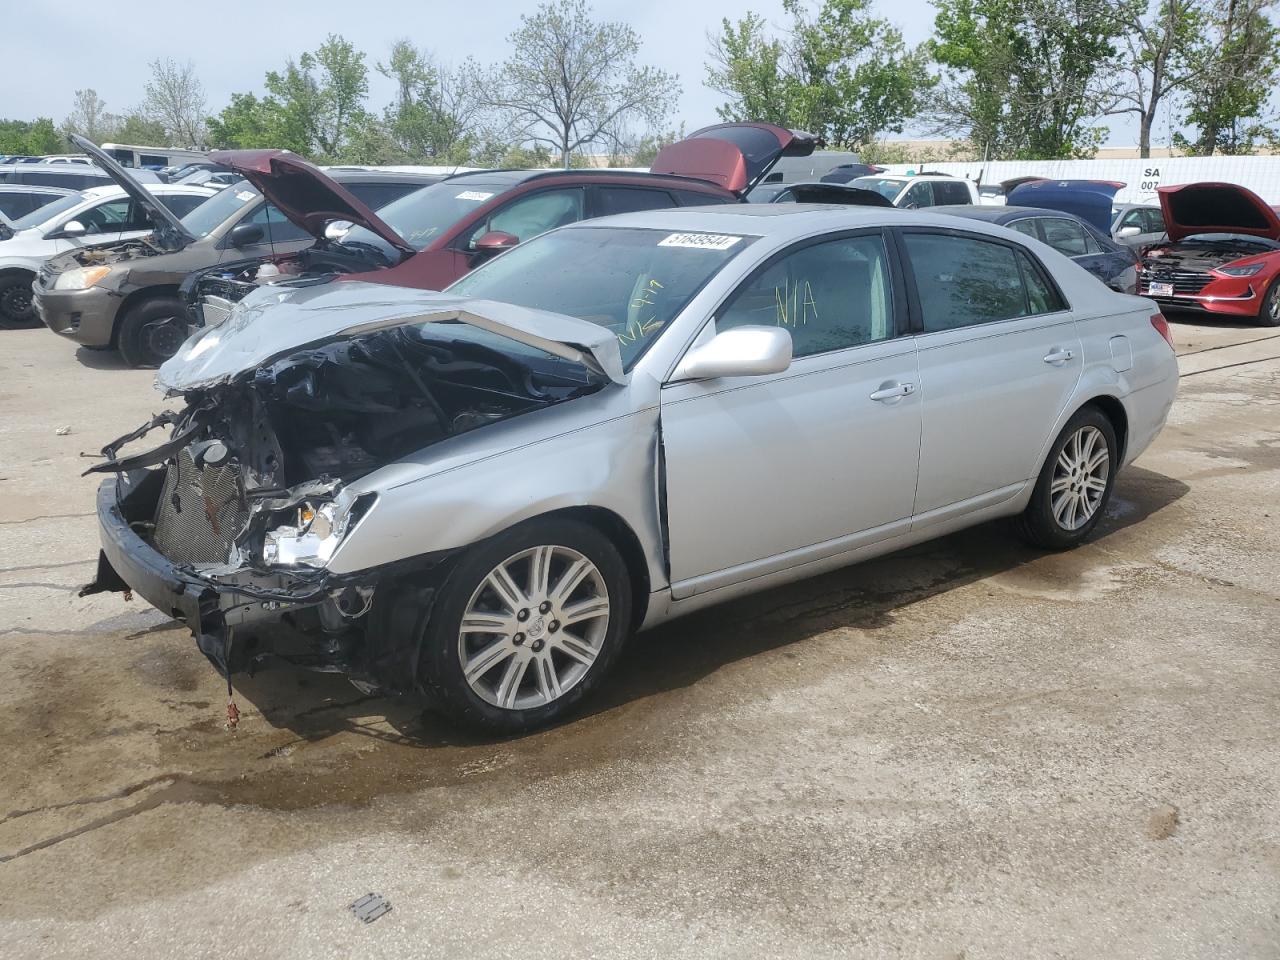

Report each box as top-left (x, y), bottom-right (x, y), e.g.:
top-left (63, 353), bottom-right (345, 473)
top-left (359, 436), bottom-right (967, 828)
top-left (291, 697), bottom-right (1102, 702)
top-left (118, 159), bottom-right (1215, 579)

top-left (326, 408), bottom-right (667, 591)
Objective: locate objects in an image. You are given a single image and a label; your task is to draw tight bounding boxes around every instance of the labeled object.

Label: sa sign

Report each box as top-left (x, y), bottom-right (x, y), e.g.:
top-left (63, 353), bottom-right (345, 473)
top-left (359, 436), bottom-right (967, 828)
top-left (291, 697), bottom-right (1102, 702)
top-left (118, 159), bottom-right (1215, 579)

top-left (1140, 167), bottom-right (1161, 192)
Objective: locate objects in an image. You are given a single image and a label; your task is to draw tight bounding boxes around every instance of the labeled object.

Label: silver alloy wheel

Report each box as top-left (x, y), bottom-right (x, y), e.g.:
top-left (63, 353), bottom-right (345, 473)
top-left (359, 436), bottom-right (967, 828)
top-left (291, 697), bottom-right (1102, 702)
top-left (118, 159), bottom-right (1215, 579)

top-left (457, 544), bottom-right (611, 710)
top-left (1051, 424), bottom-right (1110, 531)
top-left (1268, 284), bottom-right (1280, 323)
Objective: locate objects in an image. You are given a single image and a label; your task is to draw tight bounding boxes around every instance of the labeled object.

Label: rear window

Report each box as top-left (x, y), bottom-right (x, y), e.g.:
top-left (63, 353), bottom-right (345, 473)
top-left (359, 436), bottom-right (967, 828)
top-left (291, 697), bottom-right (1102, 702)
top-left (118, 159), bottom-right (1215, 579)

top-left (850, 177), bottom-right (904, 202)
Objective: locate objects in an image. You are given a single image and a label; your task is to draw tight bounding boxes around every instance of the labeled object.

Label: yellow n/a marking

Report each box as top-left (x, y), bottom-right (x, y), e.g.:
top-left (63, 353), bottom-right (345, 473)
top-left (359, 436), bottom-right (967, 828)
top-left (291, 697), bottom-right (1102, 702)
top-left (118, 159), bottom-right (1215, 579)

top-left (774, 278), bottom-right (818, 327)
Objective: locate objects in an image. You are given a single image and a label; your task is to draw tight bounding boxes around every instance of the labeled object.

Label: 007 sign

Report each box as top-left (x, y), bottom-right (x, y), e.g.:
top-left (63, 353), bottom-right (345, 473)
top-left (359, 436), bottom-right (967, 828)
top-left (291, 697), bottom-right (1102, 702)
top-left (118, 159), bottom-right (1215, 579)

top-left (1139, 167), bottom-right (1162, 192)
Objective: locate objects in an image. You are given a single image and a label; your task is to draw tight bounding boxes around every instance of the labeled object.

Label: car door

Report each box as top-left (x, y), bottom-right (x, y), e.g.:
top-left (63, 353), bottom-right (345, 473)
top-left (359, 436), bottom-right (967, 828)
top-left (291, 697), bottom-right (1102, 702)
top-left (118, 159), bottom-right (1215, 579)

top-left (217, 201), bottom-right (314, 264)
top-left (1031, 215), bottom-right (1132, 291)
top-left (660, 230), bottom-right (921, 597)
top-left (588, 185), bottom-right (678, 217)
top-left (902, 229), bottom-right (1082, 521)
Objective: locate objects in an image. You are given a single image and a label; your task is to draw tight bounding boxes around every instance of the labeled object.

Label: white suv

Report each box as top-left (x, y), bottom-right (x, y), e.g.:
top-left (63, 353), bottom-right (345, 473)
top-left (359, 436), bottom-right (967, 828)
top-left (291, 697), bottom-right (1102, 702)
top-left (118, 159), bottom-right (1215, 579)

top-left (0, 182), bottom-right (216, 327)
top-left (849, 174), bottom-right (979, 208)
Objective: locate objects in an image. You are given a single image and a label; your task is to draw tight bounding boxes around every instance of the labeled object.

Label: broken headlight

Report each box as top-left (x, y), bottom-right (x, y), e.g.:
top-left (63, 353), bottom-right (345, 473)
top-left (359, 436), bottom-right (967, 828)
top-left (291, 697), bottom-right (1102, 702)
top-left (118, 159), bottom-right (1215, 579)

top-left (263, 495), bottom-right (373, 568)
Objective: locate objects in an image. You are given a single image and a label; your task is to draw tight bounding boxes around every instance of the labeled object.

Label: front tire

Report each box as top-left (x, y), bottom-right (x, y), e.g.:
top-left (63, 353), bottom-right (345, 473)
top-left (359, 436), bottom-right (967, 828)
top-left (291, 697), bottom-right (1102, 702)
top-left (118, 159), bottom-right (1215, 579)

top-left (418, 517), bottom-right (632, 733)
top-left (1016, 407), bottom-right (1118, 550)
top-left (116, 296), bottom-right (190, 368)
top-left (1257, 277), bottom-right (1280, 327)
top-left (0, 273), bottom-right (38, 329)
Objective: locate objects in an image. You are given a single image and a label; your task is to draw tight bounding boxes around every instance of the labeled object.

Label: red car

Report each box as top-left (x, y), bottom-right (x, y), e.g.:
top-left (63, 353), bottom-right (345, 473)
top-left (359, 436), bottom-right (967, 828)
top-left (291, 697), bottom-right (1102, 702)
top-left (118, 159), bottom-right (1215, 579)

top-left (185, 123), bottom-right (817, 321)
top-left (1139, 182), bottom-right (1280, 325)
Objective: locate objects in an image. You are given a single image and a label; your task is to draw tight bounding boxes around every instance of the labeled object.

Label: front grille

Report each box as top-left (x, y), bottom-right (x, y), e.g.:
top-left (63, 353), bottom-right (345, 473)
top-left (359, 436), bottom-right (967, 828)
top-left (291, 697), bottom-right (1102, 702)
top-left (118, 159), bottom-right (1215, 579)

top-left (1138, 267), bottom-right (1210, 296)
top-left (152, 448), bottom-right (249, 565)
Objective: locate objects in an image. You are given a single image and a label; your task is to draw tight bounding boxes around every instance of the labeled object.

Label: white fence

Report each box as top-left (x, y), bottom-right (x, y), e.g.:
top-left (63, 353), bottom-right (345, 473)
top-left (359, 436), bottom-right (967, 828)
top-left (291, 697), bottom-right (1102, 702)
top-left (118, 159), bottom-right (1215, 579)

top-left (877, 156), bottom-right (1280, 205)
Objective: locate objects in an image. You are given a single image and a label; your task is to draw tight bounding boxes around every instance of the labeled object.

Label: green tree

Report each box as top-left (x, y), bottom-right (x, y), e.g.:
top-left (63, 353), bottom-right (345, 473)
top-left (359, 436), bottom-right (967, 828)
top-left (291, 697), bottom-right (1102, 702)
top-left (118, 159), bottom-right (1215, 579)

top-left (1176, 0), bottom-right (1280, 154)
top-left (0, 118), bottom-right (64, 155)
top-left (206, 93), bottom-right (282, 150)
top-left (1103, 0), bottom-right (1205, 158)
top-left (930, 0), bottom-right (1123, 159)
top-left (261, 34), bottom-right (370, 160)
top-left (708, 0), bottom-right (933, 150)
top-left (377, 39), bottom-right (478, 163)
top-left (114, 110), bottom-right (170, 146)
top-left (471, 0), bottom-right (680, 168)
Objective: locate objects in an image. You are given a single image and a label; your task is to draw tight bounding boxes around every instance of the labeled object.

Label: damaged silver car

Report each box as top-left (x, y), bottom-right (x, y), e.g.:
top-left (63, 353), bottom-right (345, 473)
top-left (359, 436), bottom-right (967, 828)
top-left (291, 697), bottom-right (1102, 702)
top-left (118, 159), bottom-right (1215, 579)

top-left (84, 206), bottom-right (1179, 731)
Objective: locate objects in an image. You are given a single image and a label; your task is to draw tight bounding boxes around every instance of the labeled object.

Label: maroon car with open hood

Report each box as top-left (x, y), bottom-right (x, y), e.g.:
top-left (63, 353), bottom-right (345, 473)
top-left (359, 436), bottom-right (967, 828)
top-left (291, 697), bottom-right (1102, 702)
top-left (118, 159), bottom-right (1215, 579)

top-left (186, 123), bottom-right (817, 325)
top-left (1138, 182), bottom-right (1280, 325)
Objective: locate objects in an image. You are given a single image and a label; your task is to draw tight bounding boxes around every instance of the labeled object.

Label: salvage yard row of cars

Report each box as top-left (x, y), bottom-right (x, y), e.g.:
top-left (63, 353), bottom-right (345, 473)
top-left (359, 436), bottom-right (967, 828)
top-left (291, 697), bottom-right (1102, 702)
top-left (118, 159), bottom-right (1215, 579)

top-left (11, 121), bottom-right (1275, 731)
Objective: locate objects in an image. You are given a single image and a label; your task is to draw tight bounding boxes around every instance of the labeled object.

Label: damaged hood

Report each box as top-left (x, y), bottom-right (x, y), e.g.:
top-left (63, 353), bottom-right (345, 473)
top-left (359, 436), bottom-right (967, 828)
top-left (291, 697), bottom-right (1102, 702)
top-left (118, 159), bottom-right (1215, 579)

top-left (209, 149), bottom-right (414, 255)
top-left (68, 134), bottom-right (195, 248)
top-left (158, 280), bottom-right (625, 391)
top-left (1158, 182), bottom-right (1280, 242)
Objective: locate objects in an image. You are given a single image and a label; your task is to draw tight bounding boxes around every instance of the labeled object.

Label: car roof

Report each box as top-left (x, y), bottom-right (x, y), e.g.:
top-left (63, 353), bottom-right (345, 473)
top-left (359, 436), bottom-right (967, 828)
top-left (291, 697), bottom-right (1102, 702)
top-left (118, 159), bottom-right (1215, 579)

top-left (324, 169), bottom-right (442, 184)
top-left (930, 204), bottom-right (1089, 224)
top-left (564, 203), bottom-right (1037, 243)
top-left (0, 184), bottom-right (76, 195)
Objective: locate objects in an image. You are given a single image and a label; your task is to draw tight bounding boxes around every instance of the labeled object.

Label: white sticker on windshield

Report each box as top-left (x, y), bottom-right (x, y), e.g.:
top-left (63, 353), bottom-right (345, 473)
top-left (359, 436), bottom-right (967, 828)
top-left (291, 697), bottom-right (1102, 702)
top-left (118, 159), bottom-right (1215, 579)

top-left (657, 232), bottom-right (743, 251)
top-left (455, 190), bottom-right (495, 202)
top-left (236, 190), bottom-right (256, 202)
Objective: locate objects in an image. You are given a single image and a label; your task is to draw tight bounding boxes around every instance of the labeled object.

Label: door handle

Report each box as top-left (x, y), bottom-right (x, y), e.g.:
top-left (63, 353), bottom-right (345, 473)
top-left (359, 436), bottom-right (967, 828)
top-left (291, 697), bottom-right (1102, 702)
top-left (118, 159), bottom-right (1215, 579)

top-left (869, 381), bottom-right (916, 402)
top-left (1043, 348), bottom-right (1075, 365)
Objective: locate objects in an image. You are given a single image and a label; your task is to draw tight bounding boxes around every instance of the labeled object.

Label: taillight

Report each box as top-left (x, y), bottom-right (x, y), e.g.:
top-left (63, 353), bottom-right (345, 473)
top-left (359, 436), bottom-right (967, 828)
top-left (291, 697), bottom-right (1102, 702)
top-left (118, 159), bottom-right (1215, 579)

top-left (1150, 311), bottom-right (1175, 350)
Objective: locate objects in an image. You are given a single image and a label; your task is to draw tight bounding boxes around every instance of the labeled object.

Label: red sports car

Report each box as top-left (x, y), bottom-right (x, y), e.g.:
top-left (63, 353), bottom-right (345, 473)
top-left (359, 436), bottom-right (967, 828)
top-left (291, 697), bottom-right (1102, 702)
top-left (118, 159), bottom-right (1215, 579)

top-left (1139, 182), bottom-right (1280, 325)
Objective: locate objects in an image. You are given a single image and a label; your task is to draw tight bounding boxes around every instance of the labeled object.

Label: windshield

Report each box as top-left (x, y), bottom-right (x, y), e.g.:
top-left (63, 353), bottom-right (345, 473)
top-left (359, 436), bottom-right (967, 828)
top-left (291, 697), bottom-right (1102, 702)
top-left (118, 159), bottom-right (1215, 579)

top-left (180, 183), bottom-right (258, 238)
top-left (10, 192), bottom-right (84, 231)
top-left (446, 226), bottom-right (752, 369)
top-left (849, 177), bottom-right (905, 202)
top-left (341, 179), bottom-right (507, 254)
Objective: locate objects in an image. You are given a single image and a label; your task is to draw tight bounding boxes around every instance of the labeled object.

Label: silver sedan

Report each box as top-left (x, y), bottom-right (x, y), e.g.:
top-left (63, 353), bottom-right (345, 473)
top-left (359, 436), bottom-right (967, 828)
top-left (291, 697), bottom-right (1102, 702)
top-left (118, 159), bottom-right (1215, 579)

top-left (87, 206), bottom-right (1180, 731)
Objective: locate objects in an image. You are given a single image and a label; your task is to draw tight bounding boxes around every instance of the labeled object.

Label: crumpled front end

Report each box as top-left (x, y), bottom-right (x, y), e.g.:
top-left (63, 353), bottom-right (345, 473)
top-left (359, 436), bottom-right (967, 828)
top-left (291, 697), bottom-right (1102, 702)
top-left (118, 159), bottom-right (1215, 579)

top-left (82, 300), bottom-right (607, 689)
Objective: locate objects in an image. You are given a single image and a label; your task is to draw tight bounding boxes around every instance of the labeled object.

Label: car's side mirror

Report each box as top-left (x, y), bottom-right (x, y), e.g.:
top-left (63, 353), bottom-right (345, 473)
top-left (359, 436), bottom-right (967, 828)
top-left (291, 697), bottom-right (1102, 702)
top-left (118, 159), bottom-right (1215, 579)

top-left (59, 219), bottom-right (86, 238)
top-left (671, 326), bottom-right (793, 382)
top-left (473, 230), bottom-right (519, 255)
top-left (324, 220), bottom-right (353, 241)
top-left (1116, 225), bottom-right (1141, 238)
top-left (228, 222), bottom-right (265, 247)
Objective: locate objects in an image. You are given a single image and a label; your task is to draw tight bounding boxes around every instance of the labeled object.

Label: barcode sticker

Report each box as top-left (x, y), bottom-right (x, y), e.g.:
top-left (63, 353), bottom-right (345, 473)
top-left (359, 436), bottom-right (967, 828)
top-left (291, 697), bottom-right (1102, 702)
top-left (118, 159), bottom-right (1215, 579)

top-left (455, 191), bottom-right (495, 202)
top-left (657, 233), bottom-right (743, 251)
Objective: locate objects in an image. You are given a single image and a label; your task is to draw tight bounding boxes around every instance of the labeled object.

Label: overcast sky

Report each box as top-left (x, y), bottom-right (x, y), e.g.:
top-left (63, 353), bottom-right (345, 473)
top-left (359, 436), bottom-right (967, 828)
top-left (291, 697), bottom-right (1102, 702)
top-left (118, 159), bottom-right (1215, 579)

top-left (5, 0), bottom-right (1146, 146)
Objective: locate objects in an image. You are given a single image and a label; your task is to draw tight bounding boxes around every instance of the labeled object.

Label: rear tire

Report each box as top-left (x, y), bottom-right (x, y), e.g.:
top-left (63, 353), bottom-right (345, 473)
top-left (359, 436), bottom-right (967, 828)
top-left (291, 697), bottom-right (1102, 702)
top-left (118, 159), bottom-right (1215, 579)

top-left (417, 517), bottom-right (632, 733)
top-left (0, 273), bottom-right (38, 329)
top-left (116, 296), bottom-right (189, 368)
top-left (1016, 406), bottom-right (1118, 550)
top-left (1257, 278), bottom-right (1280, 327)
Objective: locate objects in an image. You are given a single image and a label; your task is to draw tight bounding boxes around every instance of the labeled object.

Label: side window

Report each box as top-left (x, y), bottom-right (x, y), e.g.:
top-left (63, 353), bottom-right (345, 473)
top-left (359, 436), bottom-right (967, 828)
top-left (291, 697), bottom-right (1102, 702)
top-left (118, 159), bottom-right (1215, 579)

top-left (74, 198), bottom-right (134, 234)
top-left (242, 202), bottom-right (309, 243)
top-left (902, 182), bottom-right (933, 208)
top-left (904, 233), bottom-right (1032, 331)
top-left (158, 194), bottom-right (207, 219)
top-left (465, 188), bottom-right (584, 248)
top-left (1038, 217), bottom-right (1089, 257)
top-left (1120, 209), bottom-right (1145, 230)
top-left (936, 181), bottom-right (972, 205)
top-left (1018, 251), bottom-right (1067, 314)
top-left (1144, 208), bottom-right (1166, 233)
top-left (1007, 219), bottom-right (1040, 240)
top-left (594, 186), bottom-right (675, 217)
top-left (716, 233), bottom-right (895, 358)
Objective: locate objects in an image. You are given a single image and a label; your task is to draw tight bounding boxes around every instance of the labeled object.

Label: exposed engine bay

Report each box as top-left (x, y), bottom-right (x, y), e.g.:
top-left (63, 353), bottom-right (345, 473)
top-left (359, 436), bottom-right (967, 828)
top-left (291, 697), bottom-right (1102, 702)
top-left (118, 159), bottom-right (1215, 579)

top-left (1142, 235), bottom-right (1280, 273)
top-left (82, 317), bottom-right (605, 688)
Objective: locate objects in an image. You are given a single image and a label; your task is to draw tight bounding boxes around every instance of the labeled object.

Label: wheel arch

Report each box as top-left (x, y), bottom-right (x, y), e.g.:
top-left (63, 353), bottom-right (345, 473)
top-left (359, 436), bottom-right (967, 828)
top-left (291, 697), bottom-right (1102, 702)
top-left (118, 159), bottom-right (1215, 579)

top-left (1081, 394), bottom-right (1129, 464)
top-left (112, 283), bottom-right (182, 344)
top-left (508, 505), bottom-right (652, 631)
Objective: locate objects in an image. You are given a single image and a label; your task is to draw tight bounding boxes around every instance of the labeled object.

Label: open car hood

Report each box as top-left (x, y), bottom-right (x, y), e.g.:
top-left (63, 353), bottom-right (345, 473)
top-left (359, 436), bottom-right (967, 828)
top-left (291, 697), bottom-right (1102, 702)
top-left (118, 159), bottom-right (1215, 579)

top-left (650, 122), bottom-right (818, 196)
top-left (208, 150), bottom-right (416, 255)
top-left (1158, 182), bottom-right (1280, 242)
top-left (158, 280), bottom-right (625, 392)
top-left (1005, 180), bottom-right (1122, 233)
top-left (68, 134), bottom-right (195, 248)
